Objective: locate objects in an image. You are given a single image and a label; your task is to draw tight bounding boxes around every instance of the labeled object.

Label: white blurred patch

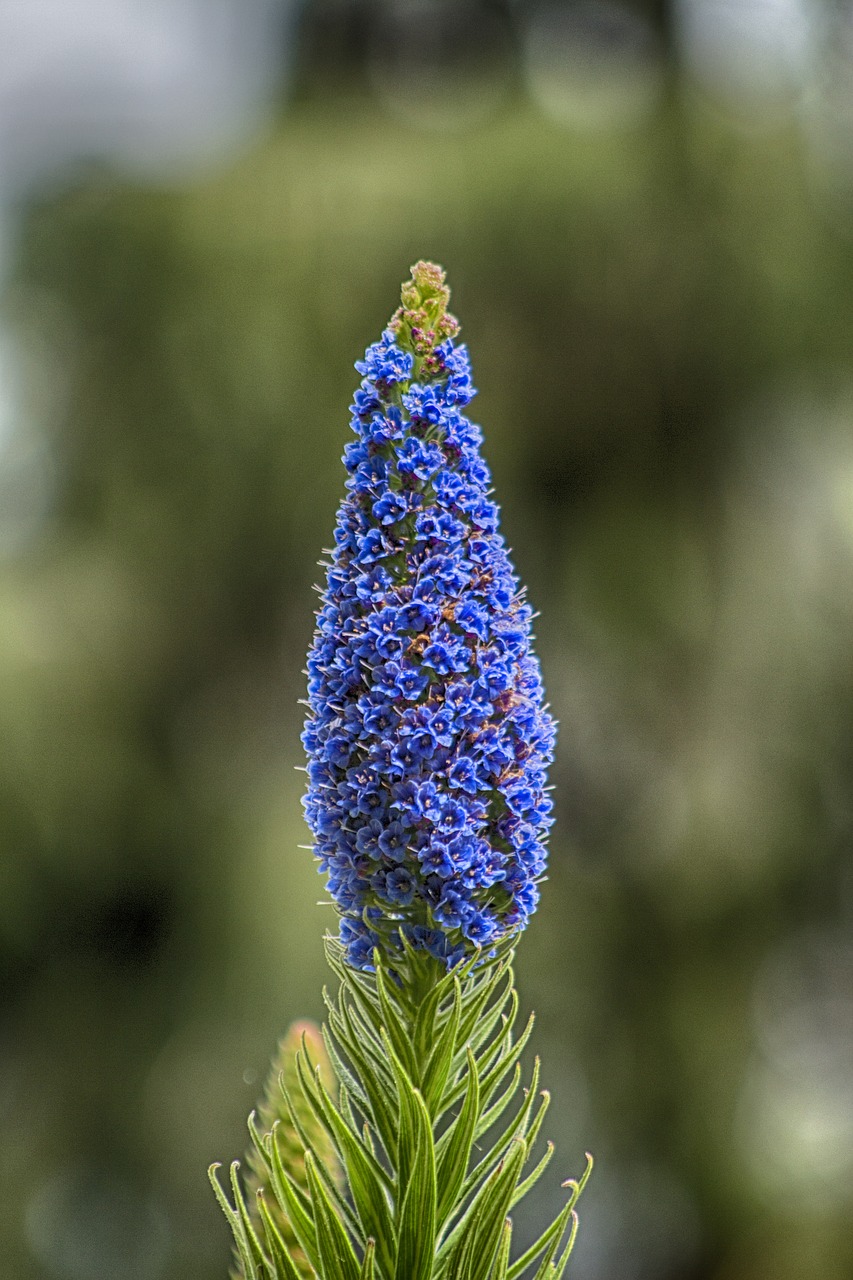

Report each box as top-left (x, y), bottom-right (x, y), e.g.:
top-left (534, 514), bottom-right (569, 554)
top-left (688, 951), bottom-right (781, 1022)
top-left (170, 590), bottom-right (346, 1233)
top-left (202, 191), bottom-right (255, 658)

top-left (522, 1), bottom-right (665, 131)
top-left (738, 929), bottom-right (853, 1206)
top-left (0, 327), bottom-right (55, 555)
top-left (676, 0), bottom-right (816, 125)
top-left (801, 5), bottom-right (853, 203)
top-left (0, 0), bottom-right (292, 548)
top-left (0, 0), bottom-right (291, 196)
top-left (368, 0), bottom-right (511, 132)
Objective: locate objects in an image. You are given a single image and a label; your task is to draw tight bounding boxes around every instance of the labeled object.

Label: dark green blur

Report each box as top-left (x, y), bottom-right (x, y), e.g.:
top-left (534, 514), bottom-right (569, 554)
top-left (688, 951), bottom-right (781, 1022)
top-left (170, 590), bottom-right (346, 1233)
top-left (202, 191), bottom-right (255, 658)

top-left (2, 90), bottom-right (853, 1280)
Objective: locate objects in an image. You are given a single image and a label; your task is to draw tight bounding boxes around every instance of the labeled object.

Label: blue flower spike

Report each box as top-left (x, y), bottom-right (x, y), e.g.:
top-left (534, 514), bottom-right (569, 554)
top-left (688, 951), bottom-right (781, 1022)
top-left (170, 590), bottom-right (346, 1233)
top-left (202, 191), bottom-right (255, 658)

top-left (213, 265), bottom-right (591, 1280)
top-left (302, 262), bottom-right (557, 971)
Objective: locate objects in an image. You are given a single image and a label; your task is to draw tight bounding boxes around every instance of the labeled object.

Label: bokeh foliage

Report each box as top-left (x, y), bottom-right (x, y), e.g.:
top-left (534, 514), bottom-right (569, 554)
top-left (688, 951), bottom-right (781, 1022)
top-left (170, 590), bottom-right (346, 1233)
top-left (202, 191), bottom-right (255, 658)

top-left (2, 89), bottom-right (853, 1280)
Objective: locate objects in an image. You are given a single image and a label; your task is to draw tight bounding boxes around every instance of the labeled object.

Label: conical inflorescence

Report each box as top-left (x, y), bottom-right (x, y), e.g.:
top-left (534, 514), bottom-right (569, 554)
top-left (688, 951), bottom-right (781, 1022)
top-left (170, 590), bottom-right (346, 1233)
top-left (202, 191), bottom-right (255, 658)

top-left (302, 263), bottom-right (556, 970)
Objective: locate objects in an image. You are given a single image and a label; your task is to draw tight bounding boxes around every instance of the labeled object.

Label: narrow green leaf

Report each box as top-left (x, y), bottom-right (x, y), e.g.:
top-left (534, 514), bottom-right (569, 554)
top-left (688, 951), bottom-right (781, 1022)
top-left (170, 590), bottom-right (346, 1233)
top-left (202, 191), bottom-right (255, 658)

top-left (337, 996), bottom-right (388, 1075)
top-left (422, 982), bottom-right (462, 1115)
top-left (467, 1145), bottom-right (526, 1280)
top-left (290, 1053), bottom-right (361, 1190)
top-left (335, 993), bottom-right (394, 1126)
top-left (458, 964), bottom-right (514, 1043)
top-left (505, 1202), bottom-right (571, 1280)
top-left (516, 1059), bottom-right (542, 1141)
top-left (375, 962), bottom-right (418, 1082)
top-left (208, 1163), bottom-right (260, 1280)
top-left (457, 971), bottom-right (515, 1064)
top-left (549, 1210), bottom-right (579, 1280)
top-left (298, 1059), bottom-right (397, 1279)
top-left (305, 1151), bottom-right (361, 1280)
top-left (414, 941), bottom-right (484, 1057)
top-left (542, 1156), bottom-right (593, 1280)
top-left (436, 1047), bottom-right (481, 1231)
top-left (520, 1086), bottom-right (550, 1158)
top-left (490, 1219), bottom-right (512, 1280)
top-left (339, 1085), bottom-right (382, 1172)
top-left (280, 1073), bottom-right (362, 1245)
top-left (247, 1111), bottom-right (273, 1174)
top-left (445, 1001), bottom-right (520, 1114)
top-left (267, 1127), bottom-right (320, 1272)
top-left (358, 1239), bottom-right (376, 1280)
top-left (311, 1068), bottom-right (395, 1198)
top-left (439, 1140), bottom-right (517, 1269)
top-left (444, 1141), bottom-right (527, 1280)
top-left (257, 1193), bottom-right (305, 1280)
top-left (207, 1163), bottom-right (239, 1225)
top-left (455, 956), bottom-right (513, 1043)
top-left (510, 1142), bottom-right (555, 1210)
top-left (562, 1153), bottom-right (594, 1209)
top-left (394, 1089), bottom-right (437, 1280)
top-left (324, 943), bottom-right (381, 1011)
top-left (380, 1027), bottom-right (419, 1190)
top-left (473, 1065), bottom-right (521, 1142)
top-left (231, 1159), bottom-right (270, 1271)
top-left (476, 1014), bottom-right (535, 1113)
top-left (335, 999), bottom-right (398, 1159)
top-left (413, 967), bottom-right (454, 1066)
top-left (321, 1023), bottom-right (371, 1114)
top-left (457, 1063), bottom-right (542, 1209)
top-left (326, 950), bottom-right (386, 1041)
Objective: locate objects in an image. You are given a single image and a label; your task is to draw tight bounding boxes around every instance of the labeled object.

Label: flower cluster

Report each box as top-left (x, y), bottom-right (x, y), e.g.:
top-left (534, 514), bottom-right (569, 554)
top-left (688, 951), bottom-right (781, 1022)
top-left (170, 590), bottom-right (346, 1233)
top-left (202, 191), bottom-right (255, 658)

top-left (302, 263), bottom-right (556, 969)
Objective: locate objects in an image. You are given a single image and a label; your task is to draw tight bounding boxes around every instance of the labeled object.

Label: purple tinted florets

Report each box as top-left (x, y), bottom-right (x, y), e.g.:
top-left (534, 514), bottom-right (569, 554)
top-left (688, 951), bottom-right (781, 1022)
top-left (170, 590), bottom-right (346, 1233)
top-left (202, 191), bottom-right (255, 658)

top-left (302, 265), bottom-right (556, 970)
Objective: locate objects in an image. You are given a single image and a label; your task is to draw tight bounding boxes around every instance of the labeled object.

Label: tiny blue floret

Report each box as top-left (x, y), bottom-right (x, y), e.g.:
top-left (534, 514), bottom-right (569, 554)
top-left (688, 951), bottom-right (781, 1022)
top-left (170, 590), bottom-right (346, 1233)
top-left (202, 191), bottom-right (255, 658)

top-left (302, 263), bottom-right (556, 969)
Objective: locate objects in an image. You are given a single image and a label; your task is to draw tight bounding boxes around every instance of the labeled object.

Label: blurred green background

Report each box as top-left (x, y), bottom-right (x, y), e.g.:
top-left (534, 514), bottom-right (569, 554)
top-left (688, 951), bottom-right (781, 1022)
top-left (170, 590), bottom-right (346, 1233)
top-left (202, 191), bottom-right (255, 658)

top-left (2, 2), bottom-right (853, 1278)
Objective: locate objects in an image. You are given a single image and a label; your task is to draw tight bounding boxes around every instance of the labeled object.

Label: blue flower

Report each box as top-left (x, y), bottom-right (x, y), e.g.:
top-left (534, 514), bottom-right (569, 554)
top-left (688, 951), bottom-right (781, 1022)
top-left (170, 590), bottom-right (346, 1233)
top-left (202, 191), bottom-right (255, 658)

top-left (377, 822), bottom-right (409, 861)
top-left (396, 437), bottom-right (444, 480)
top-left (302, 262), bottom-right (556, 970)
top-left (383, 867), bottom-right (417, 905)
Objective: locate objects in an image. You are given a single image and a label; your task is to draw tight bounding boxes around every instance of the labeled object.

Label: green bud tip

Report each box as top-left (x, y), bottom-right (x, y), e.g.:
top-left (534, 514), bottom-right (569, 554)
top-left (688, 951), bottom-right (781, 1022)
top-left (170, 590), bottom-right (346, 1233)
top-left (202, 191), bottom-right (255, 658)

top-left (390, 260), bottom-right (460, 367)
